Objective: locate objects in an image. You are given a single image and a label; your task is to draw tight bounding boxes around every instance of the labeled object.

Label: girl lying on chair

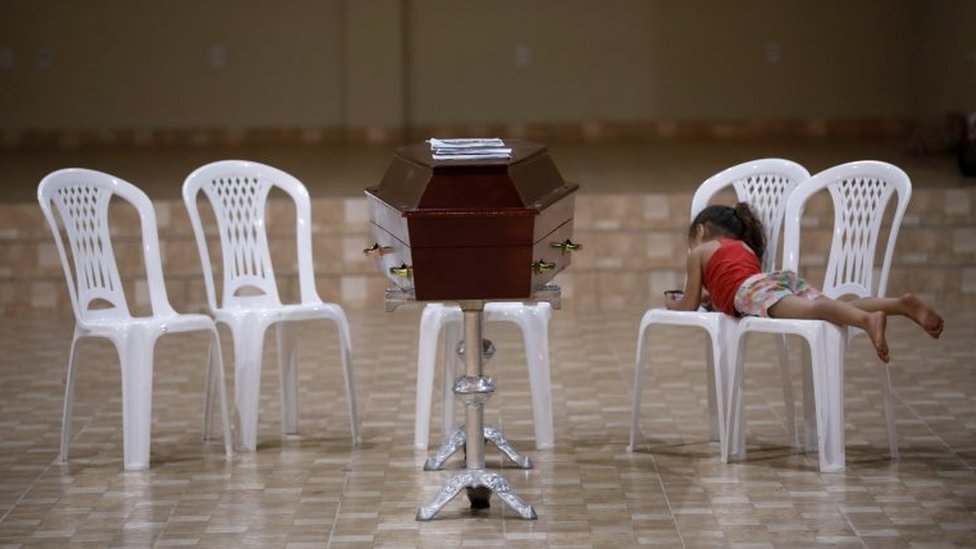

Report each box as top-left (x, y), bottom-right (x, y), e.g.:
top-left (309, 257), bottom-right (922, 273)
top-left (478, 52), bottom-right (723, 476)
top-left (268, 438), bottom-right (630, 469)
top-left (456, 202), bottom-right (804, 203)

top-left (664, 203), bottom-right (944, 363)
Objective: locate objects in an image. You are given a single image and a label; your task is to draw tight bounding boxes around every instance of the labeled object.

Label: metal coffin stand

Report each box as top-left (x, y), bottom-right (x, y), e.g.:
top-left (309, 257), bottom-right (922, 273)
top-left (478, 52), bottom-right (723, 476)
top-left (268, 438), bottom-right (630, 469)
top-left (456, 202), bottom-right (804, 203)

top-left (366, 141), bottom-right (579, 520)
top-left (385, 288), bottom-right (561, 521)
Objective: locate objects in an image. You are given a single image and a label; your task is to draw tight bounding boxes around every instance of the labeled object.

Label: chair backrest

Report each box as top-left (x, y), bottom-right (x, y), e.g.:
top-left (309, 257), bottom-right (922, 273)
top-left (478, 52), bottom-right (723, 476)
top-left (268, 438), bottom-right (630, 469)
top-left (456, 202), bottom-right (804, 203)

top-left (182, 160), bottom-right (319, 311)
top-left (782, 160), bottom-right (912, 299)
top-left (37, 168), bottom-right (174, 323)
top-left (691, 159), bottom-right (810, 271)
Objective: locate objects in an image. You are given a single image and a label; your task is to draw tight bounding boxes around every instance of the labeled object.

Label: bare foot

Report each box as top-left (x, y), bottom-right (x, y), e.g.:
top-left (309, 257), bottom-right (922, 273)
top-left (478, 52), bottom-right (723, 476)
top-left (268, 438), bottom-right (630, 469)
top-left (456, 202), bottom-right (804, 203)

top-left (901, 293), bottom-right (944, 338)
top-left (863, 311), bottom-right (889, 363)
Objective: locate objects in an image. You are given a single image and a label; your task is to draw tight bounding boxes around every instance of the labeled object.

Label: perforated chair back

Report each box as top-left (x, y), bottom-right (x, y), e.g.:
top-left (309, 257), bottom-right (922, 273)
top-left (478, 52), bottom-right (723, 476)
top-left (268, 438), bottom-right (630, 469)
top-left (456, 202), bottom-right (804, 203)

top-left (691, 158), bottom-right (810, 271)
top-left (37, 168), bottom-right (174, 323)
top-left (37, 168), bottom-right (232, 471)
top-left (183, 160), bottom-right (320, 312)
top-left (782, 160), bottom-right (912, 299)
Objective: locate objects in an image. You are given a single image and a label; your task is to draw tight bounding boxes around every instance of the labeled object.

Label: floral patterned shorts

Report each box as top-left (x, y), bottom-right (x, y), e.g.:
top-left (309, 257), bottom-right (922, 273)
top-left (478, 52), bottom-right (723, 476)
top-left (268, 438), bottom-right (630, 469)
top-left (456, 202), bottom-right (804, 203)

top-left (733, 270), bottom-right (822, 317)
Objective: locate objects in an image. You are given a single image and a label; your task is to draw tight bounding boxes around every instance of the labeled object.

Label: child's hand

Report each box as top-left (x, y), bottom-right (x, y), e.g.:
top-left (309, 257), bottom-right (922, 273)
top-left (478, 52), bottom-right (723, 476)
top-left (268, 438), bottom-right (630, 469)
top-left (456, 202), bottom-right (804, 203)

top-left (700, 291), bottom-right (713, 311)
top-left (664, 290), bottom-right (683, 309)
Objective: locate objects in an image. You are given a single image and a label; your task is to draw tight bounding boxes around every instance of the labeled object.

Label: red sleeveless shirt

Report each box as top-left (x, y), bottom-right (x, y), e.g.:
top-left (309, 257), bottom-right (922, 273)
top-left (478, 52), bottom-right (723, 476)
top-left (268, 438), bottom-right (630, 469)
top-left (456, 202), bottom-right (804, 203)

top-left (703, 238), bottom-right (761, 316)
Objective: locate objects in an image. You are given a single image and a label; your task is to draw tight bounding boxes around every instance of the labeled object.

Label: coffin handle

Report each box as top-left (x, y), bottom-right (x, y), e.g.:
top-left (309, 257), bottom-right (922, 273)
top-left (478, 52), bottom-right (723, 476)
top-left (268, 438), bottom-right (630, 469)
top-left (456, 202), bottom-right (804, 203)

top-left (532, 260), bottom-right (556, 274)
top-left (364, 242), bottom-right (394, 256)
top-left (549, 239), bottom-right (582, 255)
top-left (390, 264), bottom-right (413, 278)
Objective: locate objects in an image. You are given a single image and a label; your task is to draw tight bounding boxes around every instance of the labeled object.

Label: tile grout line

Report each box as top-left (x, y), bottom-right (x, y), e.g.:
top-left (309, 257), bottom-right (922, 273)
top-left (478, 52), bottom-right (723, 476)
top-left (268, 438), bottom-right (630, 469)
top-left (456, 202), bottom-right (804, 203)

top-left (648, 451), bottom-right (688, 549)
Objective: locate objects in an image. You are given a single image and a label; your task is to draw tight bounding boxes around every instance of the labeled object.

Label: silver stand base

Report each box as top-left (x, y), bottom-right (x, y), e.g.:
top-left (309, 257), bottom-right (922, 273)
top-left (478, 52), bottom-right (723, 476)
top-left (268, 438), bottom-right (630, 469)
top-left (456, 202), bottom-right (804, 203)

top-left (416, 300), bottom-right (540, 521)
top-left (416, 468), bottom-right (538, 521)
top-left (424, 425), bottom-right (533, 471)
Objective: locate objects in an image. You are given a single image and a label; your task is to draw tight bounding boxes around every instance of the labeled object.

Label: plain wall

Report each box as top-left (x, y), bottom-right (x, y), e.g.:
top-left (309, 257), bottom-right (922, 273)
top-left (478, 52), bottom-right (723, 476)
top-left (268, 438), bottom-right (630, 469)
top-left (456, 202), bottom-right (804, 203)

top-left (0, 0), bottom-right (346, 131)
top-left (0, 0), bottom-right (972, 136)
top-left (408, 0), bottom-right (914, 125)
top-left (910, 0), bottom-right (976, 119)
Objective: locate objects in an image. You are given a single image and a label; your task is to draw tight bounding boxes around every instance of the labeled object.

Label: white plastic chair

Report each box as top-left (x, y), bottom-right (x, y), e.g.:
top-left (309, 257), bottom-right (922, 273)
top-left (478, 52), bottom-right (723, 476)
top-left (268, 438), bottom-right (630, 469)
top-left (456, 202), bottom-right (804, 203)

top-left (415, 302), bottom-right (553, 450)
top-left (38, 168), bottom-right (232, 471)
top-left (183, 160), bottom-right (359, 452)
top-left (628, 159), bottom-right (810, 456)
top-left (724, 160), bottom-right (911, 472)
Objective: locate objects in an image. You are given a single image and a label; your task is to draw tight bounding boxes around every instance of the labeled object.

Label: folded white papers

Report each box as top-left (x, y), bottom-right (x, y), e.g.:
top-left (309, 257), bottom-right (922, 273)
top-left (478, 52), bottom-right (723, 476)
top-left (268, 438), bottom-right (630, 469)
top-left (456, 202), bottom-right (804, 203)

top-left (427, 137), bottom-right (512, 160)
top-left (428, 137), bottom-right (505, 149)
top-left (431, 151), bottom-right (512, 160)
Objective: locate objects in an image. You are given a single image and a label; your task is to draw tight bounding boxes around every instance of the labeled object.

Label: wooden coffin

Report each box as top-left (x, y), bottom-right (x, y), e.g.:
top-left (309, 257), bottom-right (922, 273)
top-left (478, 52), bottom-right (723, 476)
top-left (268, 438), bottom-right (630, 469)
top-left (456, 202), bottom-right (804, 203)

top-left (364, 140), bottom-right (579, 301)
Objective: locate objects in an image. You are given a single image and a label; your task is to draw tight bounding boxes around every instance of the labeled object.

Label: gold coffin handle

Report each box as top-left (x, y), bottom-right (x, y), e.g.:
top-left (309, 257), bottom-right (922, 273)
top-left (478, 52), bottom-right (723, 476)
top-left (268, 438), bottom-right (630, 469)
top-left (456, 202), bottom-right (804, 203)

top-left (532, 260), bottom-right (556, 274)
top-left (363, 242), bottom-right (394, 256)
top-left (389, 264), bottom-right (413, 278)
top-left (549, 239), bottom-right (583, 255)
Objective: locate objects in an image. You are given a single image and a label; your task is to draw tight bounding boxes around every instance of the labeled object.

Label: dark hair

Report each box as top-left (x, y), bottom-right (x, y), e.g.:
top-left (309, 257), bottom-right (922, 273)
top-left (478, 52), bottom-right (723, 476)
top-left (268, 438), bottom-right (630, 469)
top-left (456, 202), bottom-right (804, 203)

top-left (689, 202), bottom-right (766, 262)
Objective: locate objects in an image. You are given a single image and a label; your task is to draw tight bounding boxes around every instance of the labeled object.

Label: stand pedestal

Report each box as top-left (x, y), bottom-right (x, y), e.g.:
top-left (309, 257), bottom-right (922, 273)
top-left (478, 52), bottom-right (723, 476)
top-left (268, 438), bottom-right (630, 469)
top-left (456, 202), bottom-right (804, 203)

top-left (415, 301), bottom-right (537, 521)
top-left (424, 337), bottom-right (532, 471)
top-left (424, 425), bottom-right (532, 471)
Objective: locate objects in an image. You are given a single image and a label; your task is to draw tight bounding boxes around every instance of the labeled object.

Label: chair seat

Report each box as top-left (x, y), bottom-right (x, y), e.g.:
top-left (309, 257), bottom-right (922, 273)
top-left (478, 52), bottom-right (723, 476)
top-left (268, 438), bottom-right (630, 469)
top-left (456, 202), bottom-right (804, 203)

top-left (214, 301), bottom-right (347, 324)
top-left (639, 308), bottom-right (727, 328)
top-left (80, 312), bottom-right (216, 334)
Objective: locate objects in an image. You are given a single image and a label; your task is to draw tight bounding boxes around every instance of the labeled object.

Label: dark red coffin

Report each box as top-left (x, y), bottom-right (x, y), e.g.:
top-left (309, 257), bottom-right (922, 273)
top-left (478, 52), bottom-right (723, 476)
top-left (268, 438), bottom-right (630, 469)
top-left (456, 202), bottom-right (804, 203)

top-left (364, 140), bottom-right (579, 301)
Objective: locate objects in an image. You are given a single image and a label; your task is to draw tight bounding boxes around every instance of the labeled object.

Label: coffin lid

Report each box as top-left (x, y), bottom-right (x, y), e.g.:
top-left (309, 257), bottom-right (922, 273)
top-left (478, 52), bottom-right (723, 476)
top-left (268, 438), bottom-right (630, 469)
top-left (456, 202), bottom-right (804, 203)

top-left (367, 139), bottom-right (577, 215)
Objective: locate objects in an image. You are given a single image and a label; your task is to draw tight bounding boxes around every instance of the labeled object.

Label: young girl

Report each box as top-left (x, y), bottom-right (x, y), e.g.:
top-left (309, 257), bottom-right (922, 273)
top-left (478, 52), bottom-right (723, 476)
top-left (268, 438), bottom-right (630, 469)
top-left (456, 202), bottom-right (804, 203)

top-left (665, 203), bottom-right (944, 363)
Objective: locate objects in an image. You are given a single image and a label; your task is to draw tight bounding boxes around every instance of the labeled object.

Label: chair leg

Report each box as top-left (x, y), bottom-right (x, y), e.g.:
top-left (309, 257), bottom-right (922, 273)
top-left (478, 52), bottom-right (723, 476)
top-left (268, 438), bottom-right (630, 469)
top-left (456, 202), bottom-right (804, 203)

top-left (233, 323), bottom-right (267, 453)
top-left (801, 344), bottom-right (817, 453)
top-left (628, 319), bottom-right (651, 452)
top-left (415, 306), bottom-right (443, 449)
top-left (59, 332), bottom-right (83, 463)
top-left (331, 306), bottom-right (360, 446)
top-left (723, 334), bottom-right (747, 463)
top-left (441, 320), bottom-right (462, 440)
top-left (879, 364), bottom-right (899, 460)
top-left (711, 320), bottom-right (736, 452)
top-left (810, 327), bottom-right (846, 473)
top-left (277, 323), bottom-right (300, 436)
top-left (203, 339), bottom-right (217, 440)
top-left (776, 334), bottom-right (798, 447)
top-left (521, 311), bottom-right (554, 450)
top-left (704, 332), bottom-right (720, 443)
top-left (116, 329), bottom-right (157, 471)
top-left (207, 330), bottom-right (233, 459)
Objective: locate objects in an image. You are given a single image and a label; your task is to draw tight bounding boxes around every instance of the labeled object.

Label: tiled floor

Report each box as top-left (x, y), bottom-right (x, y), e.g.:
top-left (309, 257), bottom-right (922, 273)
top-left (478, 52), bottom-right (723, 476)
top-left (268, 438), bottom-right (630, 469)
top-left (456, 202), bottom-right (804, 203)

top-left (0, 302), bottom-right (972, 548)
top-left (0, 139), bottom-right (974, 547)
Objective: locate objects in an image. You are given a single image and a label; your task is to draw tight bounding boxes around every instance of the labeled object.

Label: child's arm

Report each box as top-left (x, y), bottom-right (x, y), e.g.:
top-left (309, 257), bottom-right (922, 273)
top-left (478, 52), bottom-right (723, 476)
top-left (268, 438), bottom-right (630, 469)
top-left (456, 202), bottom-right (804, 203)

top-left (665, 245), bottom-right (705, 311)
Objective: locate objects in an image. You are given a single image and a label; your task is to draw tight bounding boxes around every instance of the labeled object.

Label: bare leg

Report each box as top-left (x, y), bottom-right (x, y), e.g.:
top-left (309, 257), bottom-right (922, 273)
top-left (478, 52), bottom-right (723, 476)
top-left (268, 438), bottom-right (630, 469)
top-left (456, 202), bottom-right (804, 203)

top-left (768, 296), bottom-right (889, 363)
top-left (846, 293), bottom-right (944, 339)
